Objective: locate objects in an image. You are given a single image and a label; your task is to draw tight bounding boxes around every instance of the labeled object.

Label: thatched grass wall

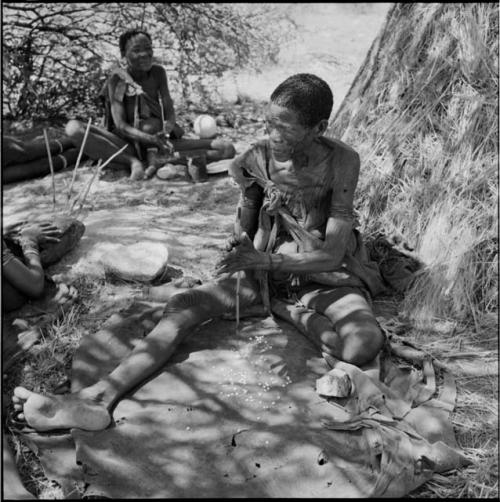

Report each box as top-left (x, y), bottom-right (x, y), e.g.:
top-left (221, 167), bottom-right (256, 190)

top-left (329, 3), bottom-right (498, 326)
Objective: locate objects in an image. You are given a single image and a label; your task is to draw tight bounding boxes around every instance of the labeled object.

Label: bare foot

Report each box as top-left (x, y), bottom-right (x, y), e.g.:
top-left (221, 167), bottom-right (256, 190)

top-left (130, 160), bottom-right (145, 181)
top-left (12, 387), bottom-right (111, 431)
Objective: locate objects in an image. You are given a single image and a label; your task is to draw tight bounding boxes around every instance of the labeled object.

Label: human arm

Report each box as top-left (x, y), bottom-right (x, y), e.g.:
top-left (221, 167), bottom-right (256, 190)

top-left (3, 223), bottom-right (61, 298)
top-left (225, 156), bottom-right (264, 251)
top-left (218, 150), bottom-right (360, 275)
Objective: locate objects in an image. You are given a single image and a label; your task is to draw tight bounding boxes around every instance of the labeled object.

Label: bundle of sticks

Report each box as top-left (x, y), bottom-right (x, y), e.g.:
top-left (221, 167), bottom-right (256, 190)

top-left (42, 119), bottom-right (128, 218)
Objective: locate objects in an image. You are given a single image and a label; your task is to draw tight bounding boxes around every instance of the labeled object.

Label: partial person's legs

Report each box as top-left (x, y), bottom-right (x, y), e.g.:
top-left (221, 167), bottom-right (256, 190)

top-left (2, 279), bottom-right (28, 313)
top-left (272, 285), bottom-right (384, 367)
top-left (140, 118), bottom-right (165, 179)
top-left (3, 434), bottom-right (35, 499)
top-left (12, 273), bottom-right (261, 431)
top-left (65, 120), bottom-right (144, 180)
top-left (171, 138), bottom-right (236, 162)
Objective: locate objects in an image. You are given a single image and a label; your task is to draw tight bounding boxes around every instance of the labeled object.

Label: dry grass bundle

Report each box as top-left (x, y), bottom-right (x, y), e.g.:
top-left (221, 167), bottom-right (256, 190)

top-left (329, 7), bottom-right (498, 495)
top-left (329, 3), bottom-right (498, 325)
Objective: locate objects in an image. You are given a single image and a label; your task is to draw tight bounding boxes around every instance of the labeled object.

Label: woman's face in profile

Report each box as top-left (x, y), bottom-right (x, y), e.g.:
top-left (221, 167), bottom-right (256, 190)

top-left (124, 34), bottom-right (153, 73)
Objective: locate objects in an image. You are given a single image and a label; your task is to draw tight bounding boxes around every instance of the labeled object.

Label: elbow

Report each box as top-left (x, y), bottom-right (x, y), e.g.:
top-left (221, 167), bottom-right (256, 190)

top-left (115, 123), bottom-right (128, 136)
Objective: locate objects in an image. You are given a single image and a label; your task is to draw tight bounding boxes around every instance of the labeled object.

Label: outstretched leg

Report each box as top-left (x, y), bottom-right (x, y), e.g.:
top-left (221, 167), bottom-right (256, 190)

top-left (65, 119), bottom-right (144, 180)
top-left (12, 274), bottom-right (261, 431)
top-left (171, 138), bottom-right (236, 162)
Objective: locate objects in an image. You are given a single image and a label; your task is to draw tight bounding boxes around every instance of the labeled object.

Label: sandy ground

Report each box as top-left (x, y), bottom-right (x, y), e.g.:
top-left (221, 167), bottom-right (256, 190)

top-left (2, 163), bottom-right (243, 314)
top-left (219, 3), bottom-right (391, 113)
top-left (3, 2), bottom-right (392, 286)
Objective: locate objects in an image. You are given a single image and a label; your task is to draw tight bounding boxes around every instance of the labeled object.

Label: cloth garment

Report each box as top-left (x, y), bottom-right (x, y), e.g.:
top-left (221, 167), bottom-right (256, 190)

top-left (366, 234), bottom-right (422, 293)
top-left (18, 302), bottom-right (468, 498)
top-left (100, 65), bottom-right (164, 133)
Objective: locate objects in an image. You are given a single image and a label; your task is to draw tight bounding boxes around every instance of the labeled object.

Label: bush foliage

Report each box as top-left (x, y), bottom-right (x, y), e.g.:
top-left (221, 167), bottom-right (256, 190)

top-left (329, 3), bottom-right (498, 325)
top-left (2, 2), bottom-right (293, 121)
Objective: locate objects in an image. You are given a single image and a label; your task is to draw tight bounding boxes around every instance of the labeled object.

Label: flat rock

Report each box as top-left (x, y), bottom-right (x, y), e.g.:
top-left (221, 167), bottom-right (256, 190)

top-left (316, 368), bottom-right (353, 397)
top-left (98, 241), bottom-right (169, 282)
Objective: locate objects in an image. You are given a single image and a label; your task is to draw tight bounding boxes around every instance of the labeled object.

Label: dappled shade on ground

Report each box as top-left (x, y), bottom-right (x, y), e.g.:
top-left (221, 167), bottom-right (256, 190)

top-left (19, 301), bottom-right (468, 498)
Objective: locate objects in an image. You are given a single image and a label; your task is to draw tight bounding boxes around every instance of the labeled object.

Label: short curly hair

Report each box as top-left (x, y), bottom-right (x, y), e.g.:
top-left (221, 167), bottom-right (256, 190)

top-left (119, 29), bottom-right (152, 56)
top-left (270, 73), bottom-right (334, 128)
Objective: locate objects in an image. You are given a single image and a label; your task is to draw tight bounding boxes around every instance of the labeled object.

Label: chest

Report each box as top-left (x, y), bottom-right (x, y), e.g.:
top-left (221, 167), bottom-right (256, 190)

top-left (132, 74), bottom-right (159, 101)
top-left (267, 154), bottom-right (334, 207)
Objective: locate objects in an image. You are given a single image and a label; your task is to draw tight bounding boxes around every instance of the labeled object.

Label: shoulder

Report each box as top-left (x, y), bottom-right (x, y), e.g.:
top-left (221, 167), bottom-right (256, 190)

top-left (233, 139), bottom-right (268, 166)
top-left (150, 64), bottom-right (167, 79)
top-left (320, 136), bottom-right (360, 166)
top-left (228, 139), bottom-right (269, 185)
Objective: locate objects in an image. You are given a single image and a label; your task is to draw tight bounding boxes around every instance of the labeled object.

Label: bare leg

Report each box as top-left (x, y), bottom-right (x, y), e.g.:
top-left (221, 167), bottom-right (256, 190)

top-left (65, 120), bottom-right (144, 180)
top-left (171, 138), bottom-right (236, 162)
top-left (139, 118), bottom-right (164, 179)
top-left (272, 285), bottom-right (384, 367)
top-left (205, 138), bottom-right (236, 162)
top-left (12, 274), bottom-right (261, 431)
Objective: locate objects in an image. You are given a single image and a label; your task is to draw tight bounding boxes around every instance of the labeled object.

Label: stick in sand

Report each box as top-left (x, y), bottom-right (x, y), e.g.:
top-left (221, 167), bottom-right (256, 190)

top-left (235, 206), bottom-right (242, 330)
top-left (73, 159), bottom-right (103, 218)
top-left (66, 118), bottom-right (92, 212)
top-left (42, 129), bottom-right (57, 213)
top-left (69, 144), bottom-right (128, 215)
top-left (158, 91), bottom-right (174, 154)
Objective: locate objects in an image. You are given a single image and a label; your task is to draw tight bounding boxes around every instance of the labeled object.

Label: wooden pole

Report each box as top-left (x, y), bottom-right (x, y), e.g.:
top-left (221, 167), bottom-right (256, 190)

top-left (42, 129), bottom-right (57, 213)
top-left (235, 206), bottom-right (242, 330)
top-left (66, 118), bottom-right (92, 212)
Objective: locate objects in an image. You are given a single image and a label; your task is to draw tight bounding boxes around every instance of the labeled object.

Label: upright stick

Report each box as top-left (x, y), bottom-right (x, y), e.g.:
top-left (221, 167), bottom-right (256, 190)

top-left (158, 91), bottom-right (167, 134)
top-left (43, 129), bottom-right (57, 213)
top-left (69, 144), bottom-right (128, 215)
top-left (74, 159), bottom-right (103, 218)
top-left (235, 206), bottom-right (242, 330)
top-left (66, 118), bottom-right (92, 212)
top-left (158, 91), bottom-right (174, 155)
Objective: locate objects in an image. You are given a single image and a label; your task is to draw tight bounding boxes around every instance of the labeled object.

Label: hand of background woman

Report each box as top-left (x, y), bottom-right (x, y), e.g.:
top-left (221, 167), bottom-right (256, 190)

top-left (19, 222), bottom-right (62, 246)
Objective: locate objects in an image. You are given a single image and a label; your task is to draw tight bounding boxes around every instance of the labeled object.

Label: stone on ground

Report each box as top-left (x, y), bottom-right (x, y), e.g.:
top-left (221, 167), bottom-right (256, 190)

top-left (98, 241), bottom-right (169, 282)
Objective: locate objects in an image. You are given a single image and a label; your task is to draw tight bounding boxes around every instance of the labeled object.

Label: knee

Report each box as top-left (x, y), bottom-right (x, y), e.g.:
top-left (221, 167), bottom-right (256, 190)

top-left (224, 142), bottom-right (236, 159)
top-left (210, 139), bottom-right (236, 159)
top-left (65, 119), bottom-right (83, 140)
top-left (337, 322), bottom-right (384, 367)
top-left (140, 118), bottom-right (162, 134)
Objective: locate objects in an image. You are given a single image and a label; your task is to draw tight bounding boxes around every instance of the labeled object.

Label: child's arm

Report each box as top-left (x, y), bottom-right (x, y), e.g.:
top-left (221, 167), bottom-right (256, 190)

top-left (3, 223), bottom-right (62, 298)
top-left (3, 238), bottom-right (45, 298)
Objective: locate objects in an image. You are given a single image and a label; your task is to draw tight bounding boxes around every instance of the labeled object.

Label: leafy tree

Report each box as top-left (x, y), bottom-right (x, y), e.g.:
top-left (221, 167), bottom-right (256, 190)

top-left (2, 2), bottom-right (293, 121)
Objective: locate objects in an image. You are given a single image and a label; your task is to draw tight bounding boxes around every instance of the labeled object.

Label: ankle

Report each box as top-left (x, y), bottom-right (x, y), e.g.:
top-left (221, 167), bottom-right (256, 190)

top-left (77, 385), bottom-right (113, 410)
